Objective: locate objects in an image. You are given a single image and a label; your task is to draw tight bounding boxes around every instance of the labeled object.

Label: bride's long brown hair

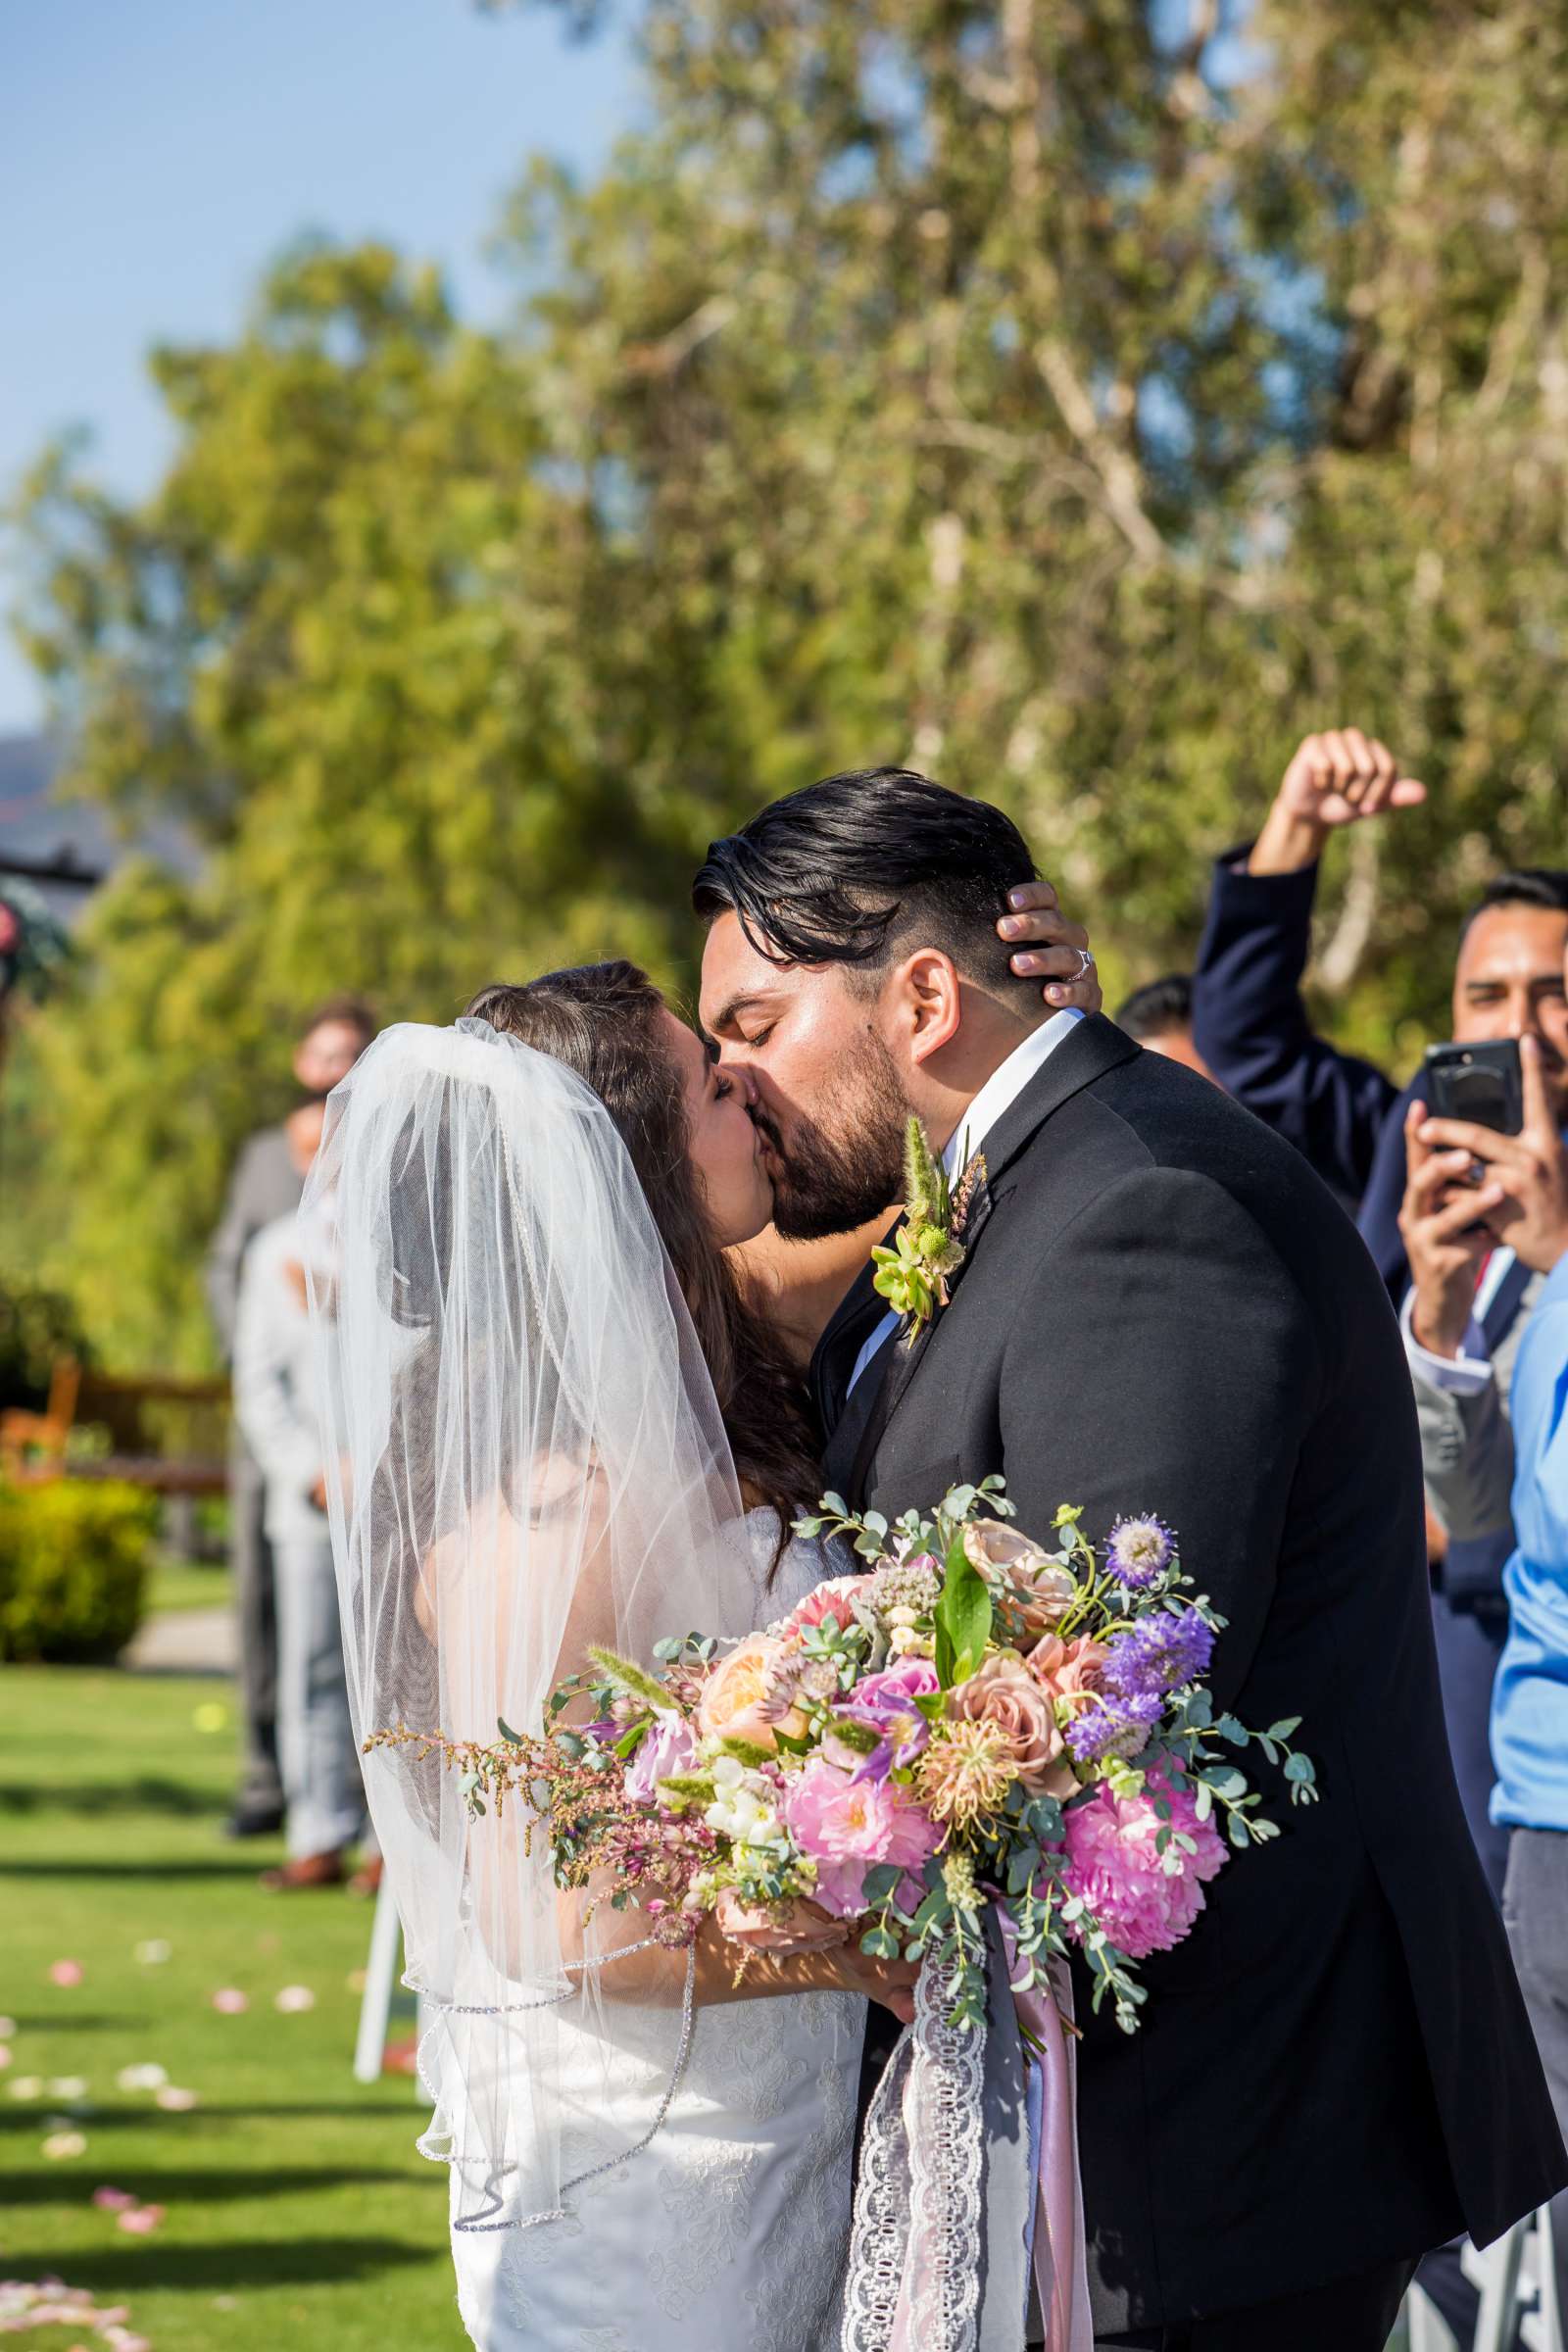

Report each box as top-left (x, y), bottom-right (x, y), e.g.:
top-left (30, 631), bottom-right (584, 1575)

top-left (464, 963), bottom-right (820, 1563)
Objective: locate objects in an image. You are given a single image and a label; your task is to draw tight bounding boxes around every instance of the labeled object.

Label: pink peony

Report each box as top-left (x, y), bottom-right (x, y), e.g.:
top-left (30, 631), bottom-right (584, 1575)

top-left (713, 1888), bottom-right (851, 1954)
top-left (786, 1575), bottom-right (873, 1635)
top-left (811, 1859), bottom-right (929, 1921)
top-left (49, 1960), bottom-right (84, 1987)
top-left (1059, 1771), bottom-right (1227, 1960)
top-left (622, 1712), bottom-right (699, 1805)
top-left (782, 1760), bottom-right (941, 1878)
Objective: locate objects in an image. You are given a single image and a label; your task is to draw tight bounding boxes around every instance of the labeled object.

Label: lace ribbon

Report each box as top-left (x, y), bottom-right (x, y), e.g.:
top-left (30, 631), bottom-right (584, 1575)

top-left (841, 1946), bottom-right (986, 2352)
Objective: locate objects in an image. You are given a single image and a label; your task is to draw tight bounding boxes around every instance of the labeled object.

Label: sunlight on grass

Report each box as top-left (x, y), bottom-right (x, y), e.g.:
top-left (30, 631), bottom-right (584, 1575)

top-left (0, 1663), bottom-right (460, 2351)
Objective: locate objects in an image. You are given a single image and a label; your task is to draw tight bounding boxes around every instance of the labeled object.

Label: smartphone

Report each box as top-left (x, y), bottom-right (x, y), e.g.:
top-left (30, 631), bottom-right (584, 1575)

top-left (1423, 1039), bottom-right (1524, 1137)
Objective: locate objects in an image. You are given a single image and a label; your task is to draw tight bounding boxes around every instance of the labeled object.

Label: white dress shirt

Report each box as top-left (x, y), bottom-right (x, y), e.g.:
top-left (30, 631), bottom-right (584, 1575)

top-left (1398, 1245), bottom-right (1518, 1397)
top-left (845, 1008), bottom-right (1085, 1396)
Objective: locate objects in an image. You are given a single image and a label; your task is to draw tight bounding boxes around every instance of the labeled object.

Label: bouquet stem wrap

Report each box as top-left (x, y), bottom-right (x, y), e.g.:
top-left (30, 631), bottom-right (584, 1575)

top-left (843, 1922), bottom-right (1092, 2352)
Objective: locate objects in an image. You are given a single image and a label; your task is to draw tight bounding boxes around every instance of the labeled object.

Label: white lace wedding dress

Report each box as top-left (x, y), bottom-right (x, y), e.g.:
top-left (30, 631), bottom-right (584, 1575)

top-left (448, 1515), bottom-right (865, 2352)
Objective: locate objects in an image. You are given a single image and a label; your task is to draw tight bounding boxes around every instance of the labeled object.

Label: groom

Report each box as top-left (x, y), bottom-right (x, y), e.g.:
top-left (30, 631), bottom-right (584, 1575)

top-left (694, 768), bottom-right (1566, 2352)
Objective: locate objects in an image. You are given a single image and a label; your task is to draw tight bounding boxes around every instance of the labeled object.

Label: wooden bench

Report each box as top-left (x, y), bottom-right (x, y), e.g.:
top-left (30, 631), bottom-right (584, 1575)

top-left (0, 1358), bottom-right (231, 1499)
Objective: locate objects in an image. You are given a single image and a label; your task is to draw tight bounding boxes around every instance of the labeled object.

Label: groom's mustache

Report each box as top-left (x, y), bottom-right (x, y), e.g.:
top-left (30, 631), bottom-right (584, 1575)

top-left (749, 1102), bottom-right (789, 1164)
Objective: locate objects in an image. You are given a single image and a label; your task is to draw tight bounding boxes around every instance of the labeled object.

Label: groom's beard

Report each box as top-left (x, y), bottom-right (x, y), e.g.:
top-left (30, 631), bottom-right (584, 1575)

top-left (750, 1031), bottom-right (908, 1242)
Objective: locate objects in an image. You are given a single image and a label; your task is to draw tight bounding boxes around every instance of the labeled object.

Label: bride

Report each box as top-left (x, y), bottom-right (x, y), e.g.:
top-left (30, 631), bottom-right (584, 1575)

top-left (306, 959), bottom-right (922, 2351)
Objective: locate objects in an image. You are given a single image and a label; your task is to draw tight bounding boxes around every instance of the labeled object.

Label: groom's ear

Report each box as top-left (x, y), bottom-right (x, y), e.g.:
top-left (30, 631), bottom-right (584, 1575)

top-left (895, 948), bottom-right (964, 1067)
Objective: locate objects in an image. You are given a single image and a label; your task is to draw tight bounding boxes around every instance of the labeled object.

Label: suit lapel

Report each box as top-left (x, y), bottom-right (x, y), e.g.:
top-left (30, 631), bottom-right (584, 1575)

top-left (846, 1017), bottom-right (1142, 1501)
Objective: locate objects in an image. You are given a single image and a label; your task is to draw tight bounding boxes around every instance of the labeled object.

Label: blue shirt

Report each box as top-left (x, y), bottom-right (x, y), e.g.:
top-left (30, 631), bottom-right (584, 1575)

top-left (1491, 1250), bottom-right (1568, 1832)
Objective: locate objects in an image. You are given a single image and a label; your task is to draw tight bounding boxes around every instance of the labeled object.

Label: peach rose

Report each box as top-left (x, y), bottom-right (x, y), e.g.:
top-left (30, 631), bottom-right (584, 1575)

top-left (962, 1519), bottom-right (1076, 1644)
top-left (948, 1653), bottom-right (1078, 1799)
top-left (696, 1635), bottom-right (800, 1749)
top-left (713, 1888), bottom-right (851, 1955)
top-left (1025, 1633), bottom-right (1107, 1718)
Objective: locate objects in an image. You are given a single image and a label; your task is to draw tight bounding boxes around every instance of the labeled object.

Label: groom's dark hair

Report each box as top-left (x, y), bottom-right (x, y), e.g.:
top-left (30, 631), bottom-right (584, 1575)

top-left (693, 767), bottom-right (1038, 988)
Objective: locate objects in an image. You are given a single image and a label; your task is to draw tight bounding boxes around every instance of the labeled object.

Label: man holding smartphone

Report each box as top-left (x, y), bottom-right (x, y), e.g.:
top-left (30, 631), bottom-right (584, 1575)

top-left (1410, 1029), bottom-right (1568, 2335)
top-left (1401, 1034), bottom-right (1568, 1577)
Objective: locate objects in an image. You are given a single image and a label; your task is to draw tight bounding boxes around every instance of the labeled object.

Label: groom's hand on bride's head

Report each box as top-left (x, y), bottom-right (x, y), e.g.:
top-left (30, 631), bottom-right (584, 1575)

top-left (996, 881), bottom-right (1102, 1013)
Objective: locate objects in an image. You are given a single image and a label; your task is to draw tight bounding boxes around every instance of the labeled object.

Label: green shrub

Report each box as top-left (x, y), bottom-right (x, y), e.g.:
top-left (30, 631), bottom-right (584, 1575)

top-left (0, 1280), bottom-right (93, 1413)
top-left (0, 1479), bottom-right (159, 1662)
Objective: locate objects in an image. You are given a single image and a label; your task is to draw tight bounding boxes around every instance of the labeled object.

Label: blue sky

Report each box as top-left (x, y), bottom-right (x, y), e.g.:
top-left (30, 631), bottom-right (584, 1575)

top-left (0, 0), bottom-right (635, 733)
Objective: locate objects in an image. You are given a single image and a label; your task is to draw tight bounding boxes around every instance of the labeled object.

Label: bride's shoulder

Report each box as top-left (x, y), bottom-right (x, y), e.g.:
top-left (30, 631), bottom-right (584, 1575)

top-left (742, 1506), bottom-right (851, 1606)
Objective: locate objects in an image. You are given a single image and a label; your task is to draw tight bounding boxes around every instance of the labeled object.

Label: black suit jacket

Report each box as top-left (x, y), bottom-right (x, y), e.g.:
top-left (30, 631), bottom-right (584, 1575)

top-left (811, 1015), bottom-right (1565, 2332)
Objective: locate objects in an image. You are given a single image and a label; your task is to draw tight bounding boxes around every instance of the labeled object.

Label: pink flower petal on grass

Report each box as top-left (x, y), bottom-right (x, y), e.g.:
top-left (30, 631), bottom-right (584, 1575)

top-left (42, 2130), bottom-right (87, 2159)
top-left (93, 2185), bottom-right (138, 2210)
top-left (155, 2085), bottom-right (199, 2111)
top-left (49, 1960), bottom-right (84, 1987)
top-left (117, 2204), bottom-right (165, 2235)
top-left (273, 1984), bottom-right (315, 2013)
top-left (0, 2044), bottom-right (11, 2069)
top-left (211, 1988), bottom-right (249, 2014)
top-left (0, 2014), bottom-right (17, 2035)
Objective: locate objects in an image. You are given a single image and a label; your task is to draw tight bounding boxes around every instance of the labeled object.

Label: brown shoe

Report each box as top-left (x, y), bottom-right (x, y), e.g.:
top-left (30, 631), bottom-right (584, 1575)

top-left (259, 1851), bottom-right (346, 1891)
top-left (347, 1855), bottom-right (384, 1899)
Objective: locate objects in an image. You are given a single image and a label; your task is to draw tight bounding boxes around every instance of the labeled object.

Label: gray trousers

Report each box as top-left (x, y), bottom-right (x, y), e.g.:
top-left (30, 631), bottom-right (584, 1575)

top-left (231, 1449), bottom-right (282, 1812)
top-left (274, 1530), bottom-right (365, 1860)
top-left (1503, 1826), bottom-right (1568, 2328)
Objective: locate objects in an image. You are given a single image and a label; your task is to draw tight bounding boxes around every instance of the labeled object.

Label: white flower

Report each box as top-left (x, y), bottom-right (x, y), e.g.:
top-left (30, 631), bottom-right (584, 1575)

top-left (8, 2076), bottom-right (43, 2100)
top-left (42, 2130), bottom-right (87, 2160)
top-left (47, 2077), bottom-right (87, 2099)
top-left (156, 2085), bottom-right (200, 2111)
top-left (116, 2063), bottom-right (169, 2092)
top-left (133, 1939), bottom-right (172, 1966)
top-left (273, 1985), bottom-right (316, 2014)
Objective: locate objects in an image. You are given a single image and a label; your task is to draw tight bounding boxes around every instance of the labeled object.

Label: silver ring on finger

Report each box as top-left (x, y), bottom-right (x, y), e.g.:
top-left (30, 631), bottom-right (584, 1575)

top-left (1071, 948), bottom-right (1095, 981)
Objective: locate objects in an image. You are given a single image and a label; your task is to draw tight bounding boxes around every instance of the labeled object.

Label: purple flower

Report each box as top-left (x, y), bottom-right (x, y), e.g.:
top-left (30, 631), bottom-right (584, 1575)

top-left (1106, 1516), bottom-right (1175, 1590)
top-left (623, 1713), bottom-right (699, 1805)
top-left (829, 1658), bottom-right (938, 1784)
top-left (1064, 1689), bottom-right (1164, 1767)
top-left (1102, 1608), bottom-right (1214, 1700)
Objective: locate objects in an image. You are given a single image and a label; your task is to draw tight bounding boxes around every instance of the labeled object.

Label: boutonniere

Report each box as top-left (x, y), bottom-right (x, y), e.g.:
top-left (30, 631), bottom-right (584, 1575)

top-left (871, 1117), bottom-right (987, 1348)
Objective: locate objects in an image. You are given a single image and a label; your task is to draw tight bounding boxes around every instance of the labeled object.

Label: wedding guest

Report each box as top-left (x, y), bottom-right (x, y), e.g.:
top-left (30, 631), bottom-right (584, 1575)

top-left (207, 994), bottom-right (375, 1838)
top-left (231, 1097), bottom-right (365, 1889)
top-left (1488, 1234), bottom-right (1568, 2326)
top-left (1192, 732), bottom-right (1568, 1896)
top-left (1190, 726), bottom-right (1568, 1256)
top-left (1113, 973), bottom-right (1220, 1084)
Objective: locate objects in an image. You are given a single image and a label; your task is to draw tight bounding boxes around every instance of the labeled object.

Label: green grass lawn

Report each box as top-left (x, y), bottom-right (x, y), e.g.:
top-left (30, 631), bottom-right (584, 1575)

top-left (143, 1559), bottom-right (231, 1617)
top-left (0, 1662), bottom-right (462, 2352)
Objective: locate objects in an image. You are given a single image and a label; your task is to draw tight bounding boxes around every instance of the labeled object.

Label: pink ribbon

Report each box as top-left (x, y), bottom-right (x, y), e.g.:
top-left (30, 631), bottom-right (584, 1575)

top-left (1006, 1938), bottom-right (1095, 2352)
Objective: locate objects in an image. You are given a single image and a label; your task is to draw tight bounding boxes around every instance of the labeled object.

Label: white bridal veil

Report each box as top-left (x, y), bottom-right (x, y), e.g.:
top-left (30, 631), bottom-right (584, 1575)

top-left (303, 1018), bottom-right (758, 2231)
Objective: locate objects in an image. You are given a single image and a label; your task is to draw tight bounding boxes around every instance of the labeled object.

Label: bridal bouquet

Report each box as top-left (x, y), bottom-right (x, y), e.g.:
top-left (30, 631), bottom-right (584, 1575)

top-left (374, 1480), bottom-right (1315, 2034)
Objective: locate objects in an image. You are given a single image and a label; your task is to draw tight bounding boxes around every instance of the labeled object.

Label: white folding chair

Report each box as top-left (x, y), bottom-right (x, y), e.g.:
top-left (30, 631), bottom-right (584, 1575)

top-left (1404, 2211), bottom-right (1562, 2352)
top-left (353, 1870), bottom-right (405, 2083)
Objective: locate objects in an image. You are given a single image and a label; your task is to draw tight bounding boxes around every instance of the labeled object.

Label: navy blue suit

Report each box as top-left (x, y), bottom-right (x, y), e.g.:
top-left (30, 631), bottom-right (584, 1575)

top-left (1192, 851), bottom-right (1399, 1224)
top-left (1192, 847), bottom-right (1515, 1898)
